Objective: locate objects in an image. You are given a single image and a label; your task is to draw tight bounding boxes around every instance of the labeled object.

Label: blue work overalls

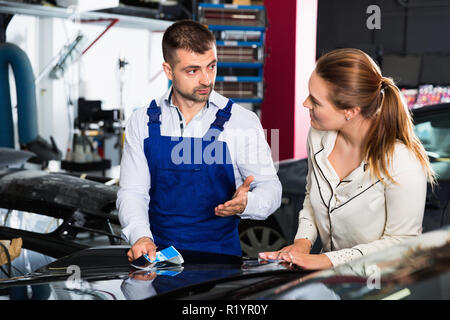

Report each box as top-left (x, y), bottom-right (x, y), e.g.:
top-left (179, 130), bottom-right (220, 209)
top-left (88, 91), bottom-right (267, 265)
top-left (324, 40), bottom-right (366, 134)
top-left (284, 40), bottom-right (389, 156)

top-left (143, 98), bottom-right (242, 256)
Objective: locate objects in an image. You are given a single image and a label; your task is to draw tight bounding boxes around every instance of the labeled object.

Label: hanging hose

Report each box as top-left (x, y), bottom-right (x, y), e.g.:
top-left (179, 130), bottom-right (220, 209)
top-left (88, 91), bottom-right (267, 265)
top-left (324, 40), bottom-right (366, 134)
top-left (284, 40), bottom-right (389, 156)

top-left (0, 42), bottom-right (39, 148)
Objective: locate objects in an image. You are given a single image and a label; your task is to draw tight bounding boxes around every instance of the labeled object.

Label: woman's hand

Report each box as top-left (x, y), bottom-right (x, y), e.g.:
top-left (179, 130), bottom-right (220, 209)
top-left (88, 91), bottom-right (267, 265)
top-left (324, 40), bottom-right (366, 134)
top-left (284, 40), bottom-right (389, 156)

top-left (259, 238), bottom-right (312, 260)
top-left (259, 239), bottom-right (333, 270)
top-left (282, 253), bottom-right (333, 270)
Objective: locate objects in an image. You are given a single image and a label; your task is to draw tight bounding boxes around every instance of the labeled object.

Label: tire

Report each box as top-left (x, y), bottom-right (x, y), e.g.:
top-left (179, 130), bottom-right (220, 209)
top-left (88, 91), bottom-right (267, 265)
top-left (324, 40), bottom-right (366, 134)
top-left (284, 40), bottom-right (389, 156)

top-left (239, 219), bottom-right (287, 258)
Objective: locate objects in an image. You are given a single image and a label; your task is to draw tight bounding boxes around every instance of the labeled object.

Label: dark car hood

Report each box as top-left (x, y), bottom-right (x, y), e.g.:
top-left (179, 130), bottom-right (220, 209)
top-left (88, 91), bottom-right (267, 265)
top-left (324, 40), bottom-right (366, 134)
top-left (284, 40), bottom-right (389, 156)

top-left (0, 168), bottom-right (118, 220)
top-left (0, 168), bottom-right (121, 258)
top-left (2, 229), bottom-right (448, 300)
top-left (0, 246), bottom-right (305, 300)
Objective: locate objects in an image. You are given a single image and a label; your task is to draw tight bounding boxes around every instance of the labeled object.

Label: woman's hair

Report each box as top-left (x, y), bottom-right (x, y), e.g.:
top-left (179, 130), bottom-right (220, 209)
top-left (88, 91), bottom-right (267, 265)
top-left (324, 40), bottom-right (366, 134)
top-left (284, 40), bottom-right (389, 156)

top-left (315, 48), bottom-right (435, 185)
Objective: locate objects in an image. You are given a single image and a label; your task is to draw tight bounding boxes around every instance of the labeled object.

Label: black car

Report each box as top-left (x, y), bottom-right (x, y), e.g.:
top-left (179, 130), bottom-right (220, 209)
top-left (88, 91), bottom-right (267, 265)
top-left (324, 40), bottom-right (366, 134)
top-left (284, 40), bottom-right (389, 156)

top-left (0, 226), bottom-right (448, 300)
top-left (0, 104), bottom-right (448, 301)
top-left (239, 102), bottom-right (450, 257)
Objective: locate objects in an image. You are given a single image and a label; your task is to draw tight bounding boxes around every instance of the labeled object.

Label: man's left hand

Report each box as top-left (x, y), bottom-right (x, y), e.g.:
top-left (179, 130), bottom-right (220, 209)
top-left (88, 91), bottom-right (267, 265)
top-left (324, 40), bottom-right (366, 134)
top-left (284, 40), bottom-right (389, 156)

top-left (215, 176), bottom-right (254, 217)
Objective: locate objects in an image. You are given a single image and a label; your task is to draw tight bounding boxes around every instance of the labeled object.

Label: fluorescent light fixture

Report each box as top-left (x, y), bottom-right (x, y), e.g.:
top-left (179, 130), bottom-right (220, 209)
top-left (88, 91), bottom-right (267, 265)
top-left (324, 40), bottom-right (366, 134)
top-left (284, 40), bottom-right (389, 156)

top-left (56, 0), bottom-right (119, 12)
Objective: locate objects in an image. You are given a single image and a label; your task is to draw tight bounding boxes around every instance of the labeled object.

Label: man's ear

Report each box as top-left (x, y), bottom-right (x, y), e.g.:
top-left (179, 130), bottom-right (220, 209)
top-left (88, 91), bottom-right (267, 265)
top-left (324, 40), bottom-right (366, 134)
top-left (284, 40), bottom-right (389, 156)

top-left (162, 62), bottom-right (173, 81)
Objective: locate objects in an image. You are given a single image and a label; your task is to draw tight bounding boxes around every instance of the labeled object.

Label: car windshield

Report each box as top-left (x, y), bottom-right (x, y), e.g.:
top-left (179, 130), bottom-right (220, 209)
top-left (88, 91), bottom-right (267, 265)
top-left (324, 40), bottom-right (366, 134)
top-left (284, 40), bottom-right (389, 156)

top-left (0, 209), bottom-right (63, 234)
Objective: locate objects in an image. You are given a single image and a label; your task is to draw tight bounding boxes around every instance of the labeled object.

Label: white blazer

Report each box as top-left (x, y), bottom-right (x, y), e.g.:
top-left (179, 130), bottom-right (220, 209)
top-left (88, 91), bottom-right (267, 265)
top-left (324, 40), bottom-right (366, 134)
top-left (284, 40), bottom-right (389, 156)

top-left (295, 128), bottom-right (428, 266)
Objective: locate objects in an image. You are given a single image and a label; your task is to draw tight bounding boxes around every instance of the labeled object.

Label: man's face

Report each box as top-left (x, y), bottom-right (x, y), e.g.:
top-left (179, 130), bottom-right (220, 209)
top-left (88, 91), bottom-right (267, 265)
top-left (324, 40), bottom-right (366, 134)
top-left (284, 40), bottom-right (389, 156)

top-left (164, 46), bottom-right (217, 103)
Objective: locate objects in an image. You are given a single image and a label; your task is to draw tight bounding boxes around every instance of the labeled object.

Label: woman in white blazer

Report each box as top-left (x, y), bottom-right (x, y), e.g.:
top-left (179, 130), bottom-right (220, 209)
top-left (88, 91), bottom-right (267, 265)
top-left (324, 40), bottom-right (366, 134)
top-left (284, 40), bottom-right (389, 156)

top-left (260, 48), bottom-right (436, 269)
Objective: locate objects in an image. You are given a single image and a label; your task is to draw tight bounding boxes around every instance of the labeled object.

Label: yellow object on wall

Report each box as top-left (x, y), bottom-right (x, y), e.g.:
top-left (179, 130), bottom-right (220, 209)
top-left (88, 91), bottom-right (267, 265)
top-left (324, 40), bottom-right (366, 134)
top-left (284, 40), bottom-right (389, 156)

top-left (232, 0), bottom-right (252, 5)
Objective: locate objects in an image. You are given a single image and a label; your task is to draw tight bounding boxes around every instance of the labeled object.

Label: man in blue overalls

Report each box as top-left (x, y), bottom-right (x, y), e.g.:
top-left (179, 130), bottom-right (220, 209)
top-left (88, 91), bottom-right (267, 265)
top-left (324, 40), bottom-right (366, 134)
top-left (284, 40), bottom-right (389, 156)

top-left (117, 20), bottom-right (282, 262)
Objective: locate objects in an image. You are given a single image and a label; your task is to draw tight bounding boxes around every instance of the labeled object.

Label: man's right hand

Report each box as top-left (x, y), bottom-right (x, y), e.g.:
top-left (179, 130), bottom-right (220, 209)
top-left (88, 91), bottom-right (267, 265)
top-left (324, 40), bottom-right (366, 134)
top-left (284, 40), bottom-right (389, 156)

top-left (127, 237), bottom-right (157, 262)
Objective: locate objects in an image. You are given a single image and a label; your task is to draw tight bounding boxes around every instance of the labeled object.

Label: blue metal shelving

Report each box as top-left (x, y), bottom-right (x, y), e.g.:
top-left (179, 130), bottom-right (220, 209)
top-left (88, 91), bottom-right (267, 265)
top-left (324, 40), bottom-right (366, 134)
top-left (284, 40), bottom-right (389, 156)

top-left (217, 62), bottom-right (263, 68)
top-left (198, 3), bottom-right (265, 10)
top-left (215, 76), bottom-right (262, 82)
top-left (199, 2), bottom-right (266, 104)
top-left (216, 40), bottom-right (263, 47)
top-left (207, 25), bottom-right (266, 32)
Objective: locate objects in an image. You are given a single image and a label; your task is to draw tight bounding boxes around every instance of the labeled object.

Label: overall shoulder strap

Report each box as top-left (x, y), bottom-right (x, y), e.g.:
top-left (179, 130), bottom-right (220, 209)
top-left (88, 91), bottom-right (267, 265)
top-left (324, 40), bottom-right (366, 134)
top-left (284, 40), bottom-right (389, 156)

top-left (209, 98), bottom-right (234, 133)
top-left (146, 99), bottom-right (161, 138)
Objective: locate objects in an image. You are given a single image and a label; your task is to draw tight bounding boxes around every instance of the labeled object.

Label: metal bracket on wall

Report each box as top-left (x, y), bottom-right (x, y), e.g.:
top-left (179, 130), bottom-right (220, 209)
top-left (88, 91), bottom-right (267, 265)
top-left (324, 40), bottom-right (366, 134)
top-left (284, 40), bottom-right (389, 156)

top-left (0, 13), bottom-right (12, 43)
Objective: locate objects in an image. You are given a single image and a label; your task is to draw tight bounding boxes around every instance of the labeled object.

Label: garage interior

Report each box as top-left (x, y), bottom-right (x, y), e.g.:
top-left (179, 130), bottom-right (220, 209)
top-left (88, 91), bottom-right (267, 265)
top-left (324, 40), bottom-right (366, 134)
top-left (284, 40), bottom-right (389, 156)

top-left (0, 0), bottom-right (449, 301)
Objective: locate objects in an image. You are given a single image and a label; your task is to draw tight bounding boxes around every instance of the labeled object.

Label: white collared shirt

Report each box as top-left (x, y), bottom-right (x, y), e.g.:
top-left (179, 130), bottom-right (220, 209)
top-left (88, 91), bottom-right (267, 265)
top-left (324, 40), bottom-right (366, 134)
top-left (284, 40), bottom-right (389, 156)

top-left (295, 127), bottom-right (427, 266)
top-left (117, 88), bottom-right (282, 245)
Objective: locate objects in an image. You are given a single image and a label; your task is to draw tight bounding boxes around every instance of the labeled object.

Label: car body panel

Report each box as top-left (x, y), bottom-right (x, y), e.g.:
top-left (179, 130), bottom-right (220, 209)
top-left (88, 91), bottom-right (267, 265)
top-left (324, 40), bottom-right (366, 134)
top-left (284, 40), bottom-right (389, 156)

top-left (0, 168), bottom-right (118, 220)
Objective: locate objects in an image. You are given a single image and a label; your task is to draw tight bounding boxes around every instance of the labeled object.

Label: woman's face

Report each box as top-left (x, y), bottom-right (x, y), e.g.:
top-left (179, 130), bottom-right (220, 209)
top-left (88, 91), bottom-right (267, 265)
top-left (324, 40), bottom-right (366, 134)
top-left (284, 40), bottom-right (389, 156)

top-left (303, 71), bottom-right (347, 131)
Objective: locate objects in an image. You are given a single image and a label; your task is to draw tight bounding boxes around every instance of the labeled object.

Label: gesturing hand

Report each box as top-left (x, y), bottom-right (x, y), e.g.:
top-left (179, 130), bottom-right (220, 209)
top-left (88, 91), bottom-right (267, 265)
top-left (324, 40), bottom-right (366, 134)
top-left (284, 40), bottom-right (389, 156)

top-left (215, 176), bottom-right (254, 217)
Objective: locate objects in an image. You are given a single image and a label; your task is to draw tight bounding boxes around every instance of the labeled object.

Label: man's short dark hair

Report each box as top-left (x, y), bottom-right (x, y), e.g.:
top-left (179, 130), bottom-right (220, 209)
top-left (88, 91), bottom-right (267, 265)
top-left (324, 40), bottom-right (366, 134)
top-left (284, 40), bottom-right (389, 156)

top-left (162, 20), bottom-right (216, 66)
